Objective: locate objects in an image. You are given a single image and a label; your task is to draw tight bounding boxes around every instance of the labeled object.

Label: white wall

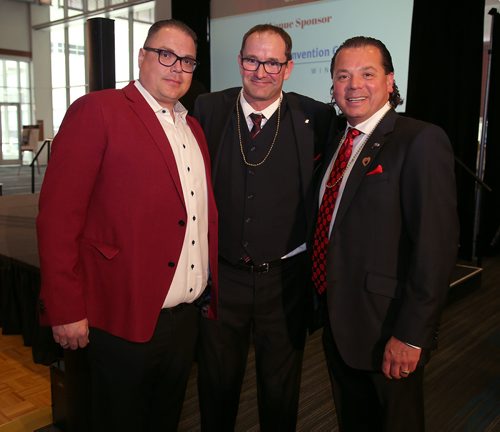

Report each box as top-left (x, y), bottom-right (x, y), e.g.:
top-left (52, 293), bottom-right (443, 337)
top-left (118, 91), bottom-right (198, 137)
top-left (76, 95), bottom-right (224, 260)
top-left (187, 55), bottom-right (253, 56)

top-left (155, 1), bottom-right (171, 21)
top-left (0, 1), bottom-right (52, 164)
top-left (31, 4), bottom-right (52, 163)
top-left (0, 0), bottom-right (31, 52)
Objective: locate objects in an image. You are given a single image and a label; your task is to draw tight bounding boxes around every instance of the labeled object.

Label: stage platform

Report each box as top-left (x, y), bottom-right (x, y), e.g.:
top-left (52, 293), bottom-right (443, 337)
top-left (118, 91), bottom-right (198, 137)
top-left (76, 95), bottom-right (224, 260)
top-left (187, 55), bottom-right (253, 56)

top-left (0, 193), bottom-right (59, 365)
top-left (0, 193), bottom-right (39, 267)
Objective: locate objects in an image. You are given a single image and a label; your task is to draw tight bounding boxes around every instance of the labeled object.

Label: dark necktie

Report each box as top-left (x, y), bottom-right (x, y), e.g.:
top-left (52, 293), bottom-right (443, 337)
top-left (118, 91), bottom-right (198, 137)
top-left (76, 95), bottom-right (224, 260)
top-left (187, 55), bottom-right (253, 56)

top-left (249, 113), bottom-right (264, 138)
top-left (311, 127), bottom-right (360, 294)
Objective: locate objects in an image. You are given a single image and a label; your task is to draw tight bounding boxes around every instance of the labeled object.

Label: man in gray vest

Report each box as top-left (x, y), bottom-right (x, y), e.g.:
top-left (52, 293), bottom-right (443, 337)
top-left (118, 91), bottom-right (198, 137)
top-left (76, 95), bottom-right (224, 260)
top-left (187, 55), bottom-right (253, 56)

top-left (194, 24), bottom-right (337, 430)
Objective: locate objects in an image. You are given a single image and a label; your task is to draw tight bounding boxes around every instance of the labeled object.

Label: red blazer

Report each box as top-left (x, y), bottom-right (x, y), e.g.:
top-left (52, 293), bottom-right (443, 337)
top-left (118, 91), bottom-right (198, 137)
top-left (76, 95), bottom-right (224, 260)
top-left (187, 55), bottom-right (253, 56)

top-left (37, 82), bottom-right (218, 343)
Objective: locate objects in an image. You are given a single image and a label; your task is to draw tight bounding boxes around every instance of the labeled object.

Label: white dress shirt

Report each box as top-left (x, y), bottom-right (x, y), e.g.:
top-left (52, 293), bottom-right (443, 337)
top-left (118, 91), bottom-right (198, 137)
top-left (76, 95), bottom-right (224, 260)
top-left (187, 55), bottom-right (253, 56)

top-left (239, 90), bottom-right (281, 131)
top-left (135, 80), bottom-right (209, 307)
top-left (320, 102), bottom-right (392, 236)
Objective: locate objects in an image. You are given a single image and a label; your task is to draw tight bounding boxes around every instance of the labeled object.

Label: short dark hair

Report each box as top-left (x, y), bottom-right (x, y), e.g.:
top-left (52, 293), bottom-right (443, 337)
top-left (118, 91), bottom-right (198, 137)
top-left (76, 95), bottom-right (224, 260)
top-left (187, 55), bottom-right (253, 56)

top-left (144, 19), bottom-right (198, 49)
top-left (330, 36), bottom-right (403, 108)
top-left (240, 24), bottom-right (292, 61)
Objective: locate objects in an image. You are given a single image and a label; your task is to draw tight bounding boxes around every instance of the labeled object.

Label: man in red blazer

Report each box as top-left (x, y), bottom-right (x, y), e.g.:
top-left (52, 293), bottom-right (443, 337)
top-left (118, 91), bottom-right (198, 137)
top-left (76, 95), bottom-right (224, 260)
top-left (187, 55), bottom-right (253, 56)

top-left (37, 19), bottom-right (218, 431)
top-left (313, 36), bottom-right (459, 431)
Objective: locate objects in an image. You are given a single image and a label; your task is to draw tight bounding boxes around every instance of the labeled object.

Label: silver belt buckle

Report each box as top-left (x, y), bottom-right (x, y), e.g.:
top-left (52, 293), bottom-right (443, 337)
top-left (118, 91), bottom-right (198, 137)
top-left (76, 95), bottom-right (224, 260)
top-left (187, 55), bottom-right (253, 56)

top-left (260, 262), bottom-right (270, 273)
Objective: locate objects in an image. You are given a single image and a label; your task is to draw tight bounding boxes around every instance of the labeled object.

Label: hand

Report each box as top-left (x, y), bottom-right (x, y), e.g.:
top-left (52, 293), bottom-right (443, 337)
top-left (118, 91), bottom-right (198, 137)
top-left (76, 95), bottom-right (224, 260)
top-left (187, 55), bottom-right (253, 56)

top-left (382, 336), bottom-right (421, 379)
top-left (52, 318), bottom-right (90, 350)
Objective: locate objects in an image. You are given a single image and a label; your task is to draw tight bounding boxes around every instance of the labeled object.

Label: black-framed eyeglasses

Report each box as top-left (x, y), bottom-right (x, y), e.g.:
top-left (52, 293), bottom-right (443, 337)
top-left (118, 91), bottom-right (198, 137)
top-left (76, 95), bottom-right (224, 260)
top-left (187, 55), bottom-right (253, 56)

top-left (143, 47), bottom-right (199, 73)
top-left (240, 57), bottom-right (288, 74)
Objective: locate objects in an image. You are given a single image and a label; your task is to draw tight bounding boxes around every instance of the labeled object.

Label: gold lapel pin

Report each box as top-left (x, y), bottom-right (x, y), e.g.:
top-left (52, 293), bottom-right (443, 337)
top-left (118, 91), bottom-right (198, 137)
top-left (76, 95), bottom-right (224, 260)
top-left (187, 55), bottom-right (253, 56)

top-left (362, 157), bottom-right (371, 166)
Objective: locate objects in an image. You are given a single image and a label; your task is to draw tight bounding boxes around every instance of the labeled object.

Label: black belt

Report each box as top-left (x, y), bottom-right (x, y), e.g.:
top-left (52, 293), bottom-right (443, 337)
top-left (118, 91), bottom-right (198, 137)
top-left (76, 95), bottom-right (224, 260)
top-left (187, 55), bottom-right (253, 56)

top-left (220, 256), bottom-right (283, 273)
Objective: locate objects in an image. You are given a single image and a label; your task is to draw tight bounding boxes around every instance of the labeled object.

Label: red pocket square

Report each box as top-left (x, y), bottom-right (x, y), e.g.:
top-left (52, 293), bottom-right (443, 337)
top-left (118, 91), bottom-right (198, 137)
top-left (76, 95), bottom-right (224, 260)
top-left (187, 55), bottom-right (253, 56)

top-left (366, 164), bottom-right (383, 176)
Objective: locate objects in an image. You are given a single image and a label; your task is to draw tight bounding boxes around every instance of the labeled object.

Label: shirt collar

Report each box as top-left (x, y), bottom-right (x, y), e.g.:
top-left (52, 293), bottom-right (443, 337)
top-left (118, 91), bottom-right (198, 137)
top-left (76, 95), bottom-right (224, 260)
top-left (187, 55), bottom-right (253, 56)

top-left (347, 102), bottom-right (391, 135)
top-left (240, 89), bottom-right (282, 120)
top-left (134, 80), bottom-right (188, 122)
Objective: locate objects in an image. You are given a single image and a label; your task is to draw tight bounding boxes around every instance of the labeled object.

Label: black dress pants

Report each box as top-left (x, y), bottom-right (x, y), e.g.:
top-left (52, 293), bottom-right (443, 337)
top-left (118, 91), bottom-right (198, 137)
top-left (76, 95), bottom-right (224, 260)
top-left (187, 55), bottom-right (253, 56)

top-left (322, 323), bottom-right (425, 432)
top-left (197, 253), bottom-right (308, 431)
top-left (87, 303), bottom-right (198, 432)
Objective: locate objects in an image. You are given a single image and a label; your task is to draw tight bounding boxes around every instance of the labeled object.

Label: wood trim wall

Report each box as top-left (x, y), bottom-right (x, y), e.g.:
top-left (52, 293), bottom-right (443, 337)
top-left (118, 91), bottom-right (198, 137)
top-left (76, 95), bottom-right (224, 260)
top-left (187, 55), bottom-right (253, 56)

top-left (0, 48), bottom-right (32, 59)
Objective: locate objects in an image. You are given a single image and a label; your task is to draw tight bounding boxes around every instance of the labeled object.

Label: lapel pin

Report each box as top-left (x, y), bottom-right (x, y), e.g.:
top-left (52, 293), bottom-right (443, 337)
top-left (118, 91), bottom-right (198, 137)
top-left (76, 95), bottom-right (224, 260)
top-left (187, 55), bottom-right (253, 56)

top-left (372, 142), bottom-right (381, 148)
top-left (305, 119), bottom-right (310, 124)
top-left (362, 157), bottom-right (371, 166)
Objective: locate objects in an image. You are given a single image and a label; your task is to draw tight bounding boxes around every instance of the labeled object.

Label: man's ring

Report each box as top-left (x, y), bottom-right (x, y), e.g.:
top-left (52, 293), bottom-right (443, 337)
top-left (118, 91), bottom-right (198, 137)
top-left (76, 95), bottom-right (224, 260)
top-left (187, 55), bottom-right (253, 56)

top-left (401, 370), bottom-right (410, 375)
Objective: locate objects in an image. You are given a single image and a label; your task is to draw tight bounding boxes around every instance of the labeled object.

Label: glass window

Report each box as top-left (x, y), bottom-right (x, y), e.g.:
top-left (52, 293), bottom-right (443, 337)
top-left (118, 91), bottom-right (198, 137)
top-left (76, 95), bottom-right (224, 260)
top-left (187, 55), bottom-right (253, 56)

top-left (134, 7), bottom-right (154, 23)
top-left (68, 0), bottom-right (83, 17)
top-left (21, 103), bottom-right (32, 126)
top-left (47, 0), bottom-right (155, 132)
top-left (50, 2), bottom-right (64, 21)
top-left (19, 62), bottom-right (30, 89)
top-left (87, 0), bottom-right (105, 11)
top-left (0, 62), bottom-right (4, 88)
top-left (133, 21), bottom-right (150, 78)
top-left (68, 0), bottom-right (83, 11)
top-left (6, 61), bottom-right (19, 90)
top-left (115, 81), bottom-right (128, 90)
top-left (114, 16), bottom-right (130, 83)
top-left (0, 104), bottom-right (21, 161)
top-left (52, 87), bottom-right (68, 135)
top-left (0, 57), bottom-right (33, 164)
top-left (20, 88), bottom-right (31, 104)
top-left (0, 58), bottom-right (33, 119)
top-left (51, 25), bottom-right (67, 89)
top-left (69, 86), bottom-right (86, 105)
top-left (68, 20), bottom-right (86, 87)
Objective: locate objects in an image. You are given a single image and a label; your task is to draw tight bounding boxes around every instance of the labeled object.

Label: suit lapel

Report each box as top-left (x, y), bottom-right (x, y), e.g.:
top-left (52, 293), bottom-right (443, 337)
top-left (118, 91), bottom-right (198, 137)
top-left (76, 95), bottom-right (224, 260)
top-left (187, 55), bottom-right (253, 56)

top-left (123, 82), bottom-right (185, 208)
top-left (212, 91), bottom-right (240, 182)
top-left (333, 110), bottom-right (397, 228)
top-left (286, 93), bottom-right (315, 204)
top-left (318, 129), bottom-right (343, 186)
top-left (212, 91), bottom-right (315, 190)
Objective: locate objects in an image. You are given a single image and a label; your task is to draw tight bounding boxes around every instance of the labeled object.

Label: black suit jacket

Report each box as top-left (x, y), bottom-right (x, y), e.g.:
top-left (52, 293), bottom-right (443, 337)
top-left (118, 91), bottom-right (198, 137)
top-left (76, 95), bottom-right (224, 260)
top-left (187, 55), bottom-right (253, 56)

top-left (194, 87), bottom-right (336, 239)
top-left (321, 109), bottom-right (459, 370)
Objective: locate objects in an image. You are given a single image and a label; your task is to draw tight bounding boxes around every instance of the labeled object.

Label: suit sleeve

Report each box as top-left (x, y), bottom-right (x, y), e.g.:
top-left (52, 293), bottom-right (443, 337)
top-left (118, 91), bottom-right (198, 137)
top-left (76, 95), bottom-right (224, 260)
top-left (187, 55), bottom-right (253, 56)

top-left (37, 94), bottom-right (108, 326)
top-left (393, 124), bottom-right (459, 348)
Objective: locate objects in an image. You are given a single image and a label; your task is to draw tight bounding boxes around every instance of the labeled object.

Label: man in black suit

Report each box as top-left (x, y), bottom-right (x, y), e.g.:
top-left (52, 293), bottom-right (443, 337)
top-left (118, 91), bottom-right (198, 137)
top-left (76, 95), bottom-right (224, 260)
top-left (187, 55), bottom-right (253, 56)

top-left (313, 36), bottom-right (459, 431)
top-left (194, 24), bottom-right (336, 431)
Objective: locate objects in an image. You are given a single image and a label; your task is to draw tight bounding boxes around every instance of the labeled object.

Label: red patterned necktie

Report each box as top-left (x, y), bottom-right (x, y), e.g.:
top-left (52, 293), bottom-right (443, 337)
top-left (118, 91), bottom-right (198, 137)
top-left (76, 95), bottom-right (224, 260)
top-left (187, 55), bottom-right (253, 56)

top-left (311, 127), bottom-right (360, 294)
top-left (249, 113), bottom-right (264, 138)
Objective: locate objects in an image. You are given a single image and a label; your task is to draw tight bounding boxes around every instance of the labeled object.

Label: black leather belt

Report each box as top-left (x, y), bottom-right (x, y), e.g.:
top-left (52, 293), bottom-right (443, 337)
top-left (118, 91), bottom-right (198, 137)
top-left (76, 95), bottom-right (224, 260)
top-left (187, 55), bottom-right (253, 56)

top-left (220, 256), bottom-right (282, 273)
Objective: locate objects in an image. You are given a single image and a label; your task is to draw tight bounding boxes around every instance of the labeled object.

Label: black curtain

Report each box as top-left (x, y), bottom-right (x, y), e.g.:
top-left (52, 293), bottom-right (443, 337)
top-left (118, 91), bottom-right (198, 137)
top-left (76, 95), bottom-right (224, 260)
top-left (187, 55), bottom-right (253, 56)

top-left (479, 10), bottom-right (500, 257)
top-left (406, 0), bottom-right (485, 260)
top-left (172, 0), bottom-right (210, 114)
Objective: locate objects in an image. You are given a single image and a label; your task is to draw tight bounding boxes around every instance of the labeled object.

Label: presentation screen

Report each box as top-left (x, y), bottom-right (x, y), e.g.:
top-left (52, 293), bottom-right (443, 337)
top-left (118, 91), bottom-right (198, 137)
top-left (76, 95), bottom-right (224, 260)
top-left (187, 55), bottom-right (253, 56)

top-left (210, 0), bottom-right (414, 111)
